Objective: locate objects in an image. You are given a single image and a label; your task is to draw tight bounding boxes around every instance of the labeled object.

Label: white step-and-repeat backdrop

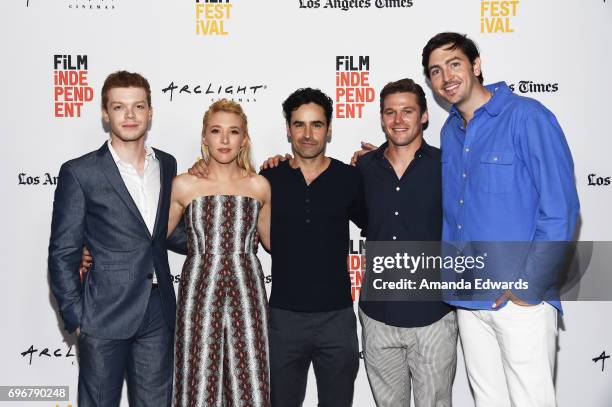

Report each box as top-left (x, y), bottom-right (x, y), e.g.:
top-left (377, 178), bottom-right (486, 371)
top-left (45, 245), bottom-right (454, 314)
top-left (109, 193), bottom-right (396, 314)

top-left (1, 1), bottom-right (611, 406)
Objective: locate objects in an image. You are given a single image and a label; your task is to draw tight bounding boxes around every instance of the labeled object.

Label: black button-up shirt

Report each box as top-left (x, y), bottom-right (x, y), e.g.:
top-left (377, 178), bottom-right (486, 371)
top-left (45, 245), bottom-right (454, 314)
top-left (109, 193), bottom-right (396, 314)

top-left (357, 141), bottom-right (452, 328)
top-left (261, 158), bottom-right (367, 312)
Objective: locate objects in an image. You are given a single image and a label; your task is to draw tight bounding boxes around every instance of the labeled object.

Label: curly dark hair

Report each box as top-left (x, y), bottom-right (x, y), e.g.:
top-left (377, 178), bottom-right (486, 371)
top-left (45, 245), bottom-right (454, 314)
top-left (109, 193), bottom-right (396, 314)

top-left (282, 88), bottom-right (333, 125)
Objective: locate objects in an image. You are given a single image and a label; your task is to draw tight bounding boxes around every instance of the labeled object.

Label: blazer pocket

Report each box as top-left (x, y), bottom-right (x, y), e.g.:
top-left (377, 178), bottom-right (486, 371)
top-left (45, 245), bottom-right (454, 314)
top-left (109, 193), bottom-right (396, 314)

top-left (94, 263), bottom-right (133, 285)
top-left (479, 152), bottom-right (515, 193)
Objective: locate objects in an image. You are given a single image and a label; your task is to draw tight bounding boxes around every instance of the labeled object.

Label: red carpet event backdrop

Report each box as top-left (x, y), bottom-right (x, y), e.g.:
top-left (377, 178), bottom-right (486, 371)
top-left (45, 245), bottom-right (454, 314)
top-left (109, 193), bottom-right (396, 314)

top-left (1, 1), bottom-right (611, 406)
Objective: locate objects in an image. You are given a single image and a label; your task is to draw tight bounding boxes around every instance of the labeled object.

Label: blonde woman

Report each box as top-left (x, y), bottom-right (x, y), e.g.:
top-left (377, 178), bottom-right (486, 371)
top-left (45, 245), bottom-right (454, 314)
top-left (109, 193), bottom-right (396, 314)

top-left (168, 100), bottom-right (271, 407)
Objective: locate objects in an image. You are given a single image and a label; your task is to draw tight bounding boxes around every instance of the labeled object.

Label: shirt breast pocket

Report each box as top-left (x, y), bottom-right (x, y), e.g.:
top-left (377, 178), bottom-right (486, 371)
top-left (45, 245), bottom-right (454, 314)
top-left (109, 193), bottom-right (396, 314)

top-left (479, 152), bottom-right (515, 193)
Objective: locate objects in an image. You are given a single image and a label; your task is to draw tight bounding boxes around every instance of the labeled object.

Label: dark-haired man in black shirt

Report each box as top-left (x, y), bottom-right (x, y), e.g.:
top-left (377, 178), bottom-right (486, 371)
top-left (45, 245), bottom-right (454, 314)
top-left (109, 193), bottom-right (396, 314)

top-left (353, 79), bottom-right (457, 407)
top-left (260, 88), bottom-right (367, 407)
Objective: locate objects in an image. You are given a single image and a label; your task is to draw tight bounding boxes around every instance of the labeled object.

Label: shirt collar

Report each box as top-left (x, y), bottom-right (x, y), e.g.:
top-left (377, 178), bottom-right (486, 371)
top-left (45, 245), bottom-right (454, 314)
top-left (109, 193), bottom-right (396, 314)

top-left (480, 81), bottom-right (511, 116)
top-left (284, 156), bottom-right (336, 173)
top-left (449, 81), bottom-right (511, 120)
top-left (375, 139), bottom-right (435, 160)
top-left (107, 139), bottom-right (156, 165)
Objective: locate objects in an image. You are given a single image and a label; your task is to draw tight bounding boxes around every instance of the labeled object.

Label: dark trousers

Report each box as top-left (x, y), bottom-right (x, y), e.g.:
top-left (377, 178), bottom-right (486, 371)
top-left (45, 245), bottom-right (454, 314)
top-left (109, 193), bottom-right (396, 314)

top-left (269, 306), bottom-right (359, 407)
top-left (77, 288), bottom-right (174, 407)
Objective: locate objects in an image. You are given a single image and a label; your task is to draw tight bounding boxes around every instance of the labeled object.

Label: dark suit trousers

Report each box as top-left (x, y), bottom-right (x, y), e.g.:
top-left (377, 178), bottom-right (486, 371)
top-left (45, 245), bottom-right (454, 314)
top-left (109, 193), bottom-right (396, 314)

top-left (269, 306), bottom-right (359, 407)
top-left (77, 288), bottom-right (173, 407)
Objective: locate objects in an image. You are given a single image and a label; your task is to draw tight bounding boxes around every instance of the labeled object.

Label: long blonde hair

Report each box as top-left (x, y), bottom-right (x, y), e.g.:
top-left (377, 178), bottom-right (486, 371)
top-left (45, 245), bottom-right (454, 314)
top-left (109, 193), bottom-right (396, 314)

top-left (201, 99), bottom-right (255, 174)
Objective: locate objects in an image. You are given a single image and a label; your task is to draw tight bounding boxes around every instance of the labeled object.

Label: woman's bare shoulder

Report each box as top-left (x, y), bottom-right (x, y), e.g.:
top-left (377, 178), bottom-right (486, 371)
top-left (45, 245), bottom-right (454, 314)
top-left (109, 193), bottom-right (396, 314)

top-left (248, 173), bottom-right (271, 192)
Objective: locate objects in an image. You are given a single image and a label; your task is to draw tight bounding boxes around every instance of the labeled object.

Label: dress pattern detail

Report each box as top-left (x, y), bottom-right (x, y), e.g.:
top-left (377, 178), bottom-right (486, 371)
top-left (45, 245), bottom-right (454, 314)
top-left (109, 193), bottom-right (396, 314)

top-left (173, 195), bottom-right (269, 407)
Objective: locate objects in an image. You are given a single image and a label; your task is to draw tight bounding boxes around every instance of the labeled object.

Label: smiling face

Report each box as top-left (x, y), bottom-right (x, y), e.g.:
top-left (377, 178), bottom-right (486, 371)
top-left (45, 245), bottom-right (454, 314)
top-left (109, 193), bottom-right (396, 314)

top-left (287, 102), bottom-right (330, 160)
top-left (203, 111), bottom-right (247, 165)
top-left (381, 92), bottom-right (428, 148)
top-left (427, 44), bottom-right (482, 108)
top-left (102, 87), bottom-right (152, 143)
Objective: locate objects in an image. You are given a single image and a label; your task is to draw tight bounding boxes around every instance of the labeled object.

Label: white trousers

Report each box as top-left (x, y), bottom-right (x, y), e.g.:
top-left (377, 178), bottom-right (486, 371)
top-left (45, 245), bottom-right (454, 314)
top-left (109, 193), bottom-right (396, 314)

top-left (457, 302), bottom-right (558, 407)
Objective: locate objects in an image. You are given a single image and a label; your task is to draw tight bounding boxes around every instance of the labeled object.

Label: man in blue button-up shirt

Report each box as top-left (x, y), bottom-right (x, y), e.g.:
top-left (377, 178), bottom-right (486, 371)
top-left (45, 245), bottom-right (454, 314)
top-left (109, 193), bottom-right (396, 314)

top-left (422, 32), bottom-right (579, 407)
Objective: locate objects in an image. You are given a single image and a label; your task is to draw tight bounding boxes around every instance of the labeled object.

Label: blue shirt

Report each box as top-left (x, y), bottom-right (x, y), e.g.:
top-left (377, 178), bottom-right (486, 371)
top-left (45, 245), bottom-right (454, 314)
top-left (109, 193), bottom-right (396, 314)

top-left (441, 82), bottom-right (579, 311)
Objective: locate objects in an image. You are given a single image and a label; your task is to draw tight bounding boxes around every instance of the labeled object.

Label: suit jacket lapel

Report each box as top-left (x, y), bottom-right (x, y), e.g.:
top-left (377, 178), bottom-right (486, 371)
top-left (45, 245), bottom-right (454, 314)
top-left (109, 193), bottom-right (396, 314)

top-left (97, 142), bottom-right (151, 238)
top-left (151, 150), bottom-right (166, 239)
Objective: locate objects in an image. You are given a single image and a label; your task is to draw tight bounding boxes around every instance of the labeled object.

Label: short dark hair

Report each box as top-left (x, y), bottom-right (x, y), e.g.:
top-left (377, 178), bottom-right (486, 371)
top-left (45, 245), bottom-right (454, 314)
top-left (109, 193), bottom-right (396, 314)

top-left (422, 32), bottom-right (484, 84)
top-left (282, 88), bottom-right (333, 125)
top-left (101, 71), bottom-right (151, 109)
top-left (379, 78), bottom-right (428, 130)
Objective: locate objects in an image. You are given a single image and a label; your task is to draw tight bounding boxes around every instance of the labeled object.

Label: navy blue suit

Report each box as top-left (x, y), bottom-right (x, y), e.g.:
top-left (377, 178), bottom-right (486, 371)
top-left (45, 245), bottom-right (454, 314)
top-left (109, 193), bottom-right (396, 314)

top-left (48, 141), bottom-right (186, 406)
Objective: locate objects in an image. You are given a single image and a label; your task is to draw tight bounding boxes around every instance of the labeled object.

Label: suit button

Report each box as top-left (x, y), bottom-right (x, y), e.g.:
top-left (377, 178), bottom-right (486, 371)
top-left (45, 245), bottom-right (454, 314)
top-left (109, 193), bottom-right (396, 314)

top-left (146, 273), bottom-right (153, 279)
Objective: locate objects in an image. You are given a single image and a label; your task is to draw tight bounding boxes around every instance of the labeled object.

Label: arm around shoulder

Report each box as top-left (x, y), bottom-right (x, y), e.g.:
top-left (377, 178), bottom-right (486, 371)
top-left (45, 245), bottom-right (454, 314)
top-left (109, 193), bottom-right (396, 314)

top-left (254, 175), bottom-right (271, 251)
top-left (167, 173), bottom-right (195, 239)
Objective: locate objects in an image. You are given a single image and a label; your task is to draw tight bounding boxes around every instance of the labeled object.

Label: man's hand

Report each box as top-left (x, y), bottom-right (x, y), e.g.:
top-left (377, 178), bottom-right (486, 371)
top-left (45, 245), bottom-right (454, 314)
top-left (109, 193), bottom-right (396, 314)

top-left (350, 142), bottom-right (377, 166)
top-left (492, 290), bottom-right (536, 309)
top-left (260, 154), bottom-right (292, 171)
top-left (187, 158), bottom-right (209, 178)
top-left (75, 327), bottom-right (81, 337)
top-left (79, 246), bottom-right (92, 275)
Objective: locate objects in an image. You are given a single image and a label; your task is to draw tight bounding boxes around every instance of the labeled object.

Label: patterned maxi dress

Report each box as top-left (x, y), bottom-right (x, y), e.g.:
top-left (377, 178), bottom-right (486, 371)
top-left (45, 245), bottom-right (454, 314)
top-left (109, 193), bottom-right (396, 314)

top-left (173, 195), bottom-right (270, 407)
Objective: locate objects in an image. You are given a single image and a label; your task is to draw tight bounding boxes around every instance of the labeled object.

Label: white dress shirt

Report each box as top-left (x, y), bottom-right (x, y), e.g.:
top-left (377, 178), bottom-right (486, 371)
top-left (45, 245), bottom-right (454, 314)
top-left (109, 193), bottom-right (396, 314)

top-left (108, 140), bottom-right (161, 283)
